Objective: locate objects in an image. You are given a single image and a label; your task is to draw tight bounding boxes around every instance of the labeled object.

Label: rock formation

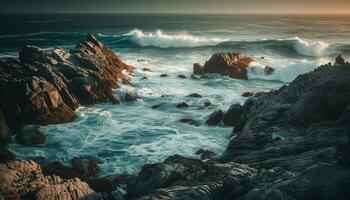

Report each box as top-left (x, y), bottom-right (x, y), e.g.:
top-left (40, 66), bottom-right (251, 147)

top-left (126, 56), bottom-right (350, 200)
top-left (0, 160), bottom-right (121, 200)
top-left (193, 52), bottom-right (254, 79)
top-left (0, 34), bottom-right (134, 141)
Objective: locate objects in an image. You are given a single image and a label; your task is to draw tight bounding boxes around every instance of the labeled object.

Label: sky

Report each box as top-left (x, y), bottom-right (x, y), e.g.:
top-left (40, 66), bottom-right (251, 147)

top-left (1, 0), bottom-right (350, 14)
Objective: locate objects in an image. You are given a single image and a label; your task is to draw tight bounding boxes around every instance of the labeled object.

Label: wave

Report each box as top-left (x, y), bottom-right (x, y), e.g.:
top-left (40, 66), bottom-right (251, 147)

top-left (99, 29), bottom-right (333, 57)
top-left (121, 29), bottom-right (227, 48)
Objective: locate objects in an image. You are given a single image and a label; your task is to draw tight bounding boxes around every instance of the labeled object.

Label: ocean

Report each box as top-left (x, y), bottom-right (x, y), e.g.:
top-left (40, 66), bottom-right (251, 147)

top-left (1, 14), bottom-right (350, 176)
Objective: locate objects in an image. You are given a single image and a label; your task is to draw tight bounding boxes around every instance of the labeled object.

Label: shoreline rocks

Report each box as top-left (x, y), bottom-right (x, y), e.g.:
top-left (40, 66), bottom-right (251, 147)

top-left (193, 52), bottom-right (254, 79)
top-left (0, 34), bottom-right (134, 141)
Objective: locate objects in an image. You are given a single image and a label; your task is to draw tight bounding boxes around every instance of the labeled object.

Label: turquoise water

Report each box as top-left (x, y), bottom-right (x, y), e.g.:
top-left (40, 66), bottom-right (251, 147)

top-left (2, 14), bottom-right (350, 175)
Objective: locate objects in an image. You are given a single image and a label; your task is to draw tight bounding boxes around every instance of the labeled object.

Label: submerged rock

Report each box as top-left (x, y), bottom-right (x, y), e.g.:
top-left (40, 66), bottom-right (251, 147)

top-left (179, 118), bottom-right (200, 126)
top-left (0, 34), bottom-right (134, 132)
top-left (160, 74), bottom-right (168, 77)
top-left (176, 102), bottom-right (189, 108)
top-left (125, 92), bottom-right (138, 102)
top-left (194, 52), bottom-right (254, 79)
top-left (142, 68), bottom-right (153, 72)
top-left (178, 74), bottom-right (187, 79)
top-left (186, 93), bottom-right (203, 98)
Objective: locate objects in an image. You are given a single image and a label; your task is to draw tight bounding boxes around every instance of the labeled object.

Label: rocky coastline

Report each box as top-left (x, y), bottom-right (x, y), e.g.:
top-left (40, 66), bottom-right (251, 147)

top-left (1, 35), bottom-right (350, 200)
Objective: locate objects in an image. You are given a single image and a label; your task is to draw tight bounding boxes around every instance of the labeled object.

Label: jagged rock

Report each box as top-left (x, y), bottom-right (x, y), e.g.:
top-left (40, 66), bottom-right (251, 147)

top-left (194, 53), bottom-right (254, 79)
top-left (206, 109), bottom-right (224, 125)
top-left (223, 103), bottom-right (247, 132)
top-left (193, 63), bottom-right (205, 75)
top-left (176, 102), bottom-right (189, 108)
top-left (0, 160), bottom-right (112, 200)
top-left (71, 157), bottom-right (100, 178)
top-left (0, 34), bottom-right (134, 131)
top-left (186, 93), bottom-right (202, 98)
top-left (264, 66), bottom-right (274, 75)
top-left (335, 54), bottom-right (346, 66)
top-left (16, 126), bottom-right (46, 146)
top-left (179, 118), bottom-right (199, 126)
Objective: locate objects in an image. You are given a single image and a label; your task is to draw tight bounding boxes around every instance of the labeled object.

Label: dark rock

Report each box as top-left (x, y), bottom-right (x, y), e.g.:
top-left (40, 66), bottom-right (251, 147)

top-left (151, 103), bottom-right (165, 109)
top-left (195, 52), bottom-right (254, 79)
top-left (0, 147), bottom-right (15, 163)
top-left (16, 126), bottom-right (46, 146)
top-left (0, 34), bottom-right (134, 132)
top-left (178, 74), bottom-right (187, 79)
top-left (140, 76), bottom-right (148, 80)
top-left (255, 91), bottom-right (267, 97)
top-left (176, 102), bottom-right (189, 108)
top-left (71, 156), bottom-right (100, 178)
top-left (204, 101), bottom-right (212, 107)
top-left (179, 118), bottom-right (199, 126)
top-left (142, 68), bottom-right (153, 72)
top-left (46, 161), bottom-right (81, 179)
top-left (242, 92), bottom-right (254, 97)
top-left (160, 74), bottom-right (168, 77)
top-left (0, 110), bottom-right (9, 144)
top-left (206, 109), bottom-right (224, 125)
top-left (223, 104), bottom-right (246, 132)
top-left (125, 91), bottom-right (138, 102)
top-left (335, 54), bottom-right (346, 66)
top-left (193, 63), bottom-right (205, 75)
top-left (261, 56), bottom-right (265, 59)
top-left (186, 93), bottom-right (203, 98)
top-left (195, 149), bottom-right (216, 160)
top-left (264, 66), bottom-right (275, 75)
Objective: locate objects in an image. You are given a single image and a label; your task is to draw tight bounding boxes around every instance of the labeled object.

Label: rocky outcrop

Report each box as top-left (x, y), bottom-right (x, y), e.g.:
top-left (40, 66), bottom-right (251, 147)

top-left (0, 34), bottom-right (133, 133)
top-left (16, 126), bottom-right (46, 146)
top-left (0, 160), bottom-right (119, 200)
top-left (193, 53), bottom-right (254, 79)
top-left (126, 56), bottom-right (350, 200)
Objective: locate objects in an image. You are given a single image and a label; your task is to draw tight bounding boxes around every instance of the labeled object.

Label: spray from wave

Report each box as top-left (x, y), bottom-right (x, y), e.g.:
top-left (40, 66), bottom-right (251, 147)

top-left (122, 29), bottom-right (227, 48)
top-left (286, 37), bottom-right (330, 57)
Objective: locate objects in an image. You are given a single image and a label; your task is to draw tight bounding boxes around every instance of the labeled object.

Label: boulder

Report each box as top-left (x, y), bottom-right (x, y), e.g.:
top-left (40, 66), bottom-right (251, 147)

top-left (0, 160), bottom-right (112, 200)
top-left (206, 109), bottom-right (224, 125)
top-left (178, 74), bottom-right (187, 79)
top-left (160, 74), bottom-right (168, 77)
top-left (193, 63), bottom-right (205, 75)
top-left (71, 157), bottom-right (100, 178)
top-left (186, 93), bottom-right (203, 98)
top-left (264, 66), bottom-right (275, 75)
top-left (204, 101), bottom-right (212, 107)
top-left (16, 126), bottom-right (46, 146)
top-left (194, 53), bottom-right (254, 79)
top-left (176, 102), bottom-right (189, 108)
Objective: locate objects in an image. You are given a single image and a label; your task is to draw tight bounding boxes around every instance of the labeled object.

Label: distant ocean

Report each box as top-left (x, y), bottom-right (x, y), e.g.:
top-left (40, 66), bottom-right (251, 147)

top-left (2, 14), bottom-right (350, 175)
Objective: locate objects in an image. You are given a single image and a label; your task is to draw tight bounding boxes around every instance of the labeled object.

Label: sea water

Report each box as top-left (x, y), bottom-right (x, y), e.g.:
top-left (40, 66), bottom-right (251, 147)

top-left (1, 14), bottom-right (350, 176)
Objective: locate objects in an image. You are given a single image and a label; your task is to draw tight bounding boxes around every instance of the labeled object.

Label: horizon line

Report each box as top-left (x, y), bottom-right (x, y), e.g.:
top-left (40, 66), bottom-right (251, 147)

top-left (1, 12), bottom-right (350, 15)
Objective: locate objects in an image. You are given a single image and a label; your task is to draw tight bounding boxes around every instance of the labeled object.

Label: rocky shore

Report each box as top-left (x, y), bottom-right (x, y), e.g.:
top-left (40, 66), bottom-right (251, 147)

top-left (1, 35), bottom-right (350, 200)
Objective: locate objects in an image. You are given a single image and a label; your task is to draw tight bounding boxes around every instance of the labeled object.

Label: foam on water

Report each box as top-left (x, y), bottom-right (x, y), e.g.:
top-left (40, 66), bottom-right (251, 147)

top-left (287, 37), bottom-right (330, 57)
top-left (123, 29), bottom-right (227, 48)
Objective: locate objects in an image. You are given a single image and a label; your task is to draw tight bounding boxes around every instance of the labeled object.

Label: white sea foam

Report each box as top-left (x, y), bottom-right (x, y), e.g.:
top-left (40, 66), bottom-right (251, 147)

top-left (287, 37), bottom-right (330, 57)
top-left (124, 29), bottom-right (227, 48)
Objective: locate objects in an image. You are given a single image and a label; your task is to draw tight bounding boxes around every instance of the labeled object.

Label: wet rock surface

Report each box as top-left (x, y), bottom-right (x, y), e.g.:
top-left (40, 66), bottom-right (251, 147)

top-left (0, 160), bottom-right (119, 200)
top-left (194, 52), bottom-right (254, 79)
top-left (126, 56), bottom-right (350, 200)
top-left (0, 34), bottom-right (133, 132)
